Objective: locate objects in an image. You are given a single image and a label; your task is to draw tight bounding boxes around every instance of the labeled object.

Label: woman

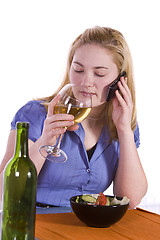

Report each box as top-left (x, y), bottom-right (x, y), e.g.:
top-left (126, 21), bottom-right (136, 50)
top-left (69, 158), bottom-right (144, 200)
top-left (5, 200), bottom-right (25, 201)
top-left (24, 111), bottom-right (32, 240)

top-left (0, 26), bottom-right (147, 208)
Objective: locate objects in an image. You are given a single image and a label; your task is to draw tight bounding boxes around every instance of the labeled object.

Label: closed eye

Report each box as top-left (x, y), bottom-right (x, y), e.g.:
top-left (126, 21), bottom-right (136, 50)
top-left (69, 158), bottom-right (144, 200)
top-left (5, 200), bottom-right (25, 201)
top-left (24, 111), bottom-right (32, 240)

top-left (94, 73), bottom-right (106, 77)
top-left (74, 69), bottom-right (84, 73)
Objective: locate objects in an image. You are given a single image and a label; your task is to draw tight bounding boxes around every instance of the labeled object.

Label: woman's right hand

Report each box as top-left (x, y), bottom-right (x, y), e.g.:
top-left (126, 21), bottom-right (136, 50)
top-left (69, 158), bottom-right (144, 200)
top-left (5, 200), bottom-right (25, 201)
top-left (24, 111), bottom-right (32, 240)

top-left (40, 95), bottom-right (75, 146)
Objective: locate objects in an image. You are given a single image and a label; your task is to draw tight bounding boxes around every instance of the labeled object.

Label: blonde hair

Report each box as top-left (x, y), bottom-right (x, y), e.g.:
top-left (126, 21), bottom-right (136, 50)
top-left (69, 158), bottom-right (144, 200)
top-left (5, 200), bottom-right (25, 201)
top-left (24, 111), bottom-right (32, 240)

top-left (39, 26), bottom-right (137, 141)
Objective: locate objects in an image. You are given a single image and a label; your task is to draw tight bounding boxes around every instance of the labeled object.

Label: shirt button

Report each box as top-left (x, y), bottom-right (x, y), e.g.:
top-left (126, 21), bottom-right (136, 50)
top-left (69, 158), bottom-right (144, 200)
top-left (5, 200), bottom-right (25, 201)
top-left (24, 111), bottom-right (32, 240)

top-left (86, 168), bottom-right (90, 173)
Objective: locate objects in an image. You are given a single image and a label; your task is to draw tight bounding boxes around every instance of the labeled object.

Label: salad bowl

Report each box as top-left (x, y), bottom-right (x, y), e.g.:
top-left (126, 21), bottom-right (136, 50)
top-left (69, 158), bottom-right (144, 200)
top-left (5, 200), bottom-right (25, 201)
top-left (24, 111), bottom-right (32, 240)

top-left (70, 194), bottom-right (129, 228)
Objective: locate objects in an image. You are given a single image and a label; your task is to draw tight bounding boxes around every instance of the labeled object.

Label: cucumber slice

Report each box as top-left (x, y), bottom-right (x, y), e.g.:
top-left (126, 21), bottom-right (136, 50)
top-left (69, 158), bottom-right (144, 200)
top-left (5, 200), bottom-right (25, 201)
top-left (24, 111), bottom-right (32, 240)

top-left (81, 194), bottom-right (97, 203)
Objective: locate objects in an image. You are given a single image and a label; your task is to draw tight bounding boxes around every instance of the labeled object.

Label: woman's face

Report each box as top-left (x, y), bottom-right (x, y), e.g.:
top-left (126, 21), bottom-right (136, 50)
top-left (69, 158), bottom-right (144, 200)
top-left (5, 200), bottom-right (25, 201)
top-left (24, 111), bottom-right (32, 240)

top-left (70, 44), bottom-right (119, 107)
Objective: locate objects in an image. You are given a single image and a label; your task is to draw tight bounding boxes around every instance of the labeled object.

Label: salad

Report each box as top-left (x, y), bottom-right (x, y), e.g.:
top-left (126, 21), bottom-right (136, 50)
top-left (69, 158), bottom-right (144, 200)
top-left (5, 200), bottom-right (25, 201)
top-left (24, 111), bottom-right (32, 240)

top-left (75, 192), bottom-right (130, 206)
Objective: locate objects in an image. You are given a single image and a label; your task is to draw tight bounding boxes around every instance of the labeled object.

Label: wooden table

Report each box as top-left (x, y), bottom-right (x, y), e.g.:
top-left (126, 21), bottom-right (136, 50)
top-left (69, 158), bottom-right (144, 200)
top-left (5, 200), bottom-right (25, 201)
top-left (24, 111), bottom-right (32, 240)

top-left (35, 208), bottom-right (160, 239)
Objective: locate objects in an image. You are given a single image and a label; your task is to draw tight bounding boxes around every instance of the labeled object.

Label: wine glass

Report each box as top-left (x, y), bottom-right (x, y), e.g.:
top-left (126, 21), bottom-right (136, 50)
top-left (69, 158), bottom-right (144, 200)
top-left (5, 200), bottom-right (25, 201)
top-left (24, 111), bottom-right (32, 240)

top-left (39, 84), bottom-right (92, 163)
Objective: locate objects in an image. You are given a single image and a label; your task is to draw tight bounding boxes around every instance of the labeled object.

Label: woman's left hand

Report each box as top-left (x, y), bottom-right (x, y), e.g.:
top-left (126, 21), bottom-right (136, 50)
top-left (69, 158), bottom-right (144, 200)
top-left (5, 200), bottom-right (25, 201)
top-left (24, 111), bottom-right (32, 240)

top-left (112, 76), bottom-right (133, 134)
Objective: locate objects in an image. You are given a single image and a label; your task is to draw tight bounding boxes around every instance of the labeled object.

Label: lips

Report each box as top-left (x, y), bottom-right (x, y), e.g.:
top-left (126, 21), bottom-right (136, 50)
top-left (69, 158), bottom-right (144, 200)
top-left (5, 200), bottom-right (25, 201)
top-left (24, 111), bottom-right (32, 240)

top-left (80, 91), bottom-right (95, 97)
top-left (80, 88), bottom-right (96, 94)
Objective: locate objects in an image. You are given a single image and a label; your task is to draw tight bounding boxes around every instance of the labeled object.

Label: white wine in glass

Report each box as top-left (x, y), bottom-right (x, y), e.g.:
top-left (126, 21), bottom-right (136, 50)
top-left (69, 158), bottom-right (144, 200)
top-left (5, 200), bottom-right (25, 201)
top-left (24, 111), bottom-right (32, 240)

top-left (54, 106), bottom-right (91, 124)
top-left (39, 84), bottom-right (92, 163)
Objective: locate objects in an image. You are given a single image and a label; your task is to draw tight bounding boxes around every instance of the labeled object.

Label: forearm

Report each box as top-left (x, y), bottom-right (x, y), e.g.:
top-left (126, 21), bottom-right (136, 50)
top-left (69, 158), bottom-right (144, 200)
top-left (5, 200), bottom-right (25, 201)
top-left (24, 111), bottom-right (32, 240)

top-left (0, 171), bottom-right (3, 201)
top-left (113, 130), bottom-right (148, 208)
top-left (29, 138), bottom-right (46, 175)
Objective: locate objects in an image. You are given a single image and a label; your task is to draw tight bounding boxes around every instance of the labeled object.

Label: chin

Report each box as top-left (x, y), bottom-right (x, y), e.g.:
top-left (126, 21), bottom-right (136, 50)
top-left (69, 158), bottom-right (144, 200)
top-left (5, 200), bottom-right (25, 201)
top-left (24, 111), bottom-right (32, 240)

top-left (93, 102), bottom-right (107, 108)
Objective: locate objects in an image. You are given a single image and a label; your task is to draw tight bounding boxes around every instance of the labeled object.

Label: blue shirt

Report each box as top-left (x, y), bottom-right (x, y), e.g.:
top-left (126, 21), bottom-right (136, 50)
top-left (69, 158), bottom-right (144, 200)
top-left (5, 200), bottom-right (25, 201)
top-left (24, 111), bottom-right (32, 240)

top-left (11, 100), bottom-right (140, 207)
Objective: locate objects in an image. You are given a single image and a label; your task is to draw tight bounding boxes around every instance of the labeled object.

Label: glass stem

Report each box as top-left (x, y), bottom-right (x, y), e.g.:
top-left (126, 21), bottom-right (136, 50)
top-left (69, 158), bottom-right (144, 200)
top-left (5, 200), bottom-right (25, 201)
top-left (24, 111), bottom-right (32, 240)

top-left (55, 126), bottom-right (67, 148)
top-left (55, 133), bottom-right (64, 148)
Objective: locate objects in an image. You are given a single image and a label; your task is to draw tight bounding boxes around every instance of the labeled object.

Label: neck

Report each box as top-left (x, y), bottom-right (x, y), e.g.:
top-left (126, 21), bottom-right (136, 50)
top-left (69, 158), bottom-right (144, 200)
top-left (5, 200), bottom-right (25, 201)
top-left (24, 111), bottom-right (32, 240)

top-left (87, 103), bottom-right (106, 121)
top-left (14, 128), bottom-right (29, 158)
top-left (86, 114), bottom-right (105, 121)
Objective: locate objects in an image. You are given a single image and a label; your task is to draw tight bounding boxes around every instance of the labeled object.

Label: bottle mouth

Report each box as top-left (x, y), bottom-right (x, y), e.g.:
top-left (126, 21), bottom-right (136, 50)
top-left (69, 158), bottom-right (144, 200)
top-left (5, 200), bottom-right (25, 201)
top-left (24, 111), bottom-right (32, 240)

top-left (16, 122), bottom-right (29, 129)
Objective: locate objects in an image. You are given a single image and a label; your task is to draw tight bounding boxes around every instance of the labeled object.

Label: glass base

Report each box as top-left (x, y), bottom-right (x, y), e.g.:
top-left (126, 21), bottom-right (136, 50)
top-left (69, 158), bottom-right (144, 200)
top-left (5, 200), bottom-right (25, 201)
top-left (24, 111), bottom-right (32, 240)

top-left (39, 145), bottom-right (67, 163)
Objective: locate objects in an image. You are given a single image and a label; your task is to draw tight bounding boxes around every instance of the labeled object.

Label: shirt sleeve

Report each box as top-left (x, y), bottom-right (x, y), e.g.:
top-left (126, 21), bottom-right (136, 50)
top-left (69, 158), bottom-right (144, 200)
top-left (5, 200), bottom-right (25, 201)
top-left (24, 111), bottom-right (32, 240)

top-left (134, 123), bottom-right (140, 148)
top-left (11, 100), bottom-right (47, 142)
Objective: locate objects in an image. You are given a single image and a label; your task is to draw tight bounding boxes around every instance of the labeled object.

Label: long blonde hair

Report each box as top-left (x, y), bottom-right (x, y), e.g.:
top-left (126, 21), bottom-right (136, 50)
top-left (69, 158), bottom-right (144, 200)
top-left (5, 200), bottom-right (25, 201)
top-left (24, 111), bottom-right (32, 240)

top-left (38, 26), bottom-right (137, 141)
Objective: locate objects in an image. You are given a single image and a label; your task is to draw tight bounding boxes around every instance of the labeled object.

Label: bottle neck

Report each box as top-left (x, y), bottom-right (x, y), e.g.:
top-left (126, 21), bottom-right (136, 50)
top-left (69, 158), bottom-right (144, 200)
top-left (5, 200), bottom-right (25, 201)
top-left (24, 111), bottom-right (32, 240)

top-left (14, 126), bottom-right (29, 158)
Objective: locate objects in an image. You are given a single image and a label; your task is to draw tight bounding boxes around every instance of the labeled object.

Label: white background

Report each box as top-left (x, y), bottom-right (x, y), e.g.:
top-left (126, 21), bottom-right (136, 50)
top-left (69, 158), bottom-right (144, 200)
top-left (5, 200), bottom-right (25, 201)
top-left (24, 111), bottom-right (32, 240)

top-left (0, 0), bottom-right (160, 207)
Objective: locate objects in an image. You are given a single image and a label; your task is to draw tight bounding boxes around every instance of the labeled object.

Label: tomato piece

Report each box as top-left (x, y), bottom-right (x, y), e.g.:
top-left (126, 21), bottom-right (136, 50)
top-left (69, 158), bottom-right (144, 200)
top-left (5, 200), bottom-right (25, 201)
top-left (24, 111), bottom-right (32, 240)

top-left (95, 192), bottom-right (107, 206)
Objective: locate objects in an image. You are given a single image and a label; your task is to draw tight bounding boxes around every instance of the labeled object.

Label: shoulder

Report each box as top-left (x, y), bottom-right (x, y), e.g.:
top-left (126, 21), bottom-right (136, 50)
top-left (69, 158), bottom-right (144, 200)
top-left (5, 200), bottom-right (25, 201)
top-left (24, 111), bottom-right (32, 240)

top-left (11, 100), bottom-right (47, 130)
top-left (19, 100), bottom-right (46, 114)
top-left (17, 100), bottom-right (46, 116)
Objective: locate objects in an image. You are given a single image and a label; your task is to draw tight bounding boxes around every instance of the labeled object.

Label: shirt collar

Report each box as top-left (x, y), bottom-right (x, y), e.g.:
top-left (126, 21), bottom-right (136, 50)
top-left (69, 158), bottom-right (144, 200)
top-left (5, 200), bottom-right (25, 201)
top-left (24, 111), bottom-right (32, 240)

top-left (74, 123), bottom-right (111, 146)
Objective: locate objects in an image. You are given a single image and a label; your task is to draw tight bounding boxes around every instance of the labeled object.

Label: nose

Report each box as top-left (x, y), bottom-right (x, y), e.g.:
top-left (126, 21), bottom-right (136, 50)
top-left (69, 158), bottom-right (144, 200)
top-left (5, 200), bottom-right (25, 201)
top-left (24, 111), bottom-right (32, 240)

top-left (81, 72), bottom-right (94, 87)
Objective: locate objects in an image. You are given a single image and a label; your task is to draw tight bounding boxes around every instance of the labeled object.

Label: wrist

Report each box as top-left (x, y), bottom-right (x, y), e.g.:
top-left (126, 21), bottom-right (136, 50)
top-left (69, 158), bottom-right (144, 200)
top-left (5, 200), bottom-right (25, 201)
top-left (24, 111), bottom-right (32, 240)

top-left (117, 127), bottom-right (134, 141)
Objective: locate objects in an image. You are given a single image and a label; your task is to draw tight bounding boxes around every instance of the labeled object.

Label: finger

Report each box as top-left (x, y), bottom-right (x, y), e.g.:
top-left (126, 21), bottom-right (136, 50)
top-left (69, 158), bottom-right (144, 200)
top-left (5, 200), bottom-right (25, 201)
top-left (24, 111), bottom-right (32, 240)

top-left (50, 119), bottom-right (75, 129)
top-left (118, 80), bottom-right (132, 105)
top-left (67, 124), bottom-right (79, 131)
top-left (47, 94), bottom-right (61, 117)
top-left (51, 127), bottom-right (67, 137)
top-left (112, 95), bottom-right (119, 109)
top-left (120, 77), bottom-right (132, 99)
top-left (52, 113), bottom-right (74, 122)
top-left (124, 76), bottom-right (127, 84)
top-left (115, 89), bottom-right (126, 108)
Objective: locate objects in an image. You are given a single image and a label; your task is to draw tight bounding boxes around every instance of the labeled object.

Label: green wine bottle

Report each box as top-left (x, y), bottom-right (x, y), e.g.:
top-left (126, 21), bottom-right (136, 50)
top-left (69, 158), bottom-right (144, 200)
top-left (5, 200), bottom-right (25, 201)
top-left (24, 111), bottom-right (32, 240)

top-left (1, 122), bottom-right (37, 240)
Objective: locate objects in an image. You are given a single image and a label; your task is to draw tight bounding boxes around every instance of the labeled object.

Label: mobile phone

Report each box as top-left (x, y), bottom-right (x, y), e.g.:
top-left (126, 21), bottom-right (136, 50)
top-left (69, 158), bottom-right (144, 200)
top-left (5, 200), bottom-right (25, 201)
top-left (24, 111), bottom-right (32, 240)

top-left (106, 71), bottom-right (127, 102)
